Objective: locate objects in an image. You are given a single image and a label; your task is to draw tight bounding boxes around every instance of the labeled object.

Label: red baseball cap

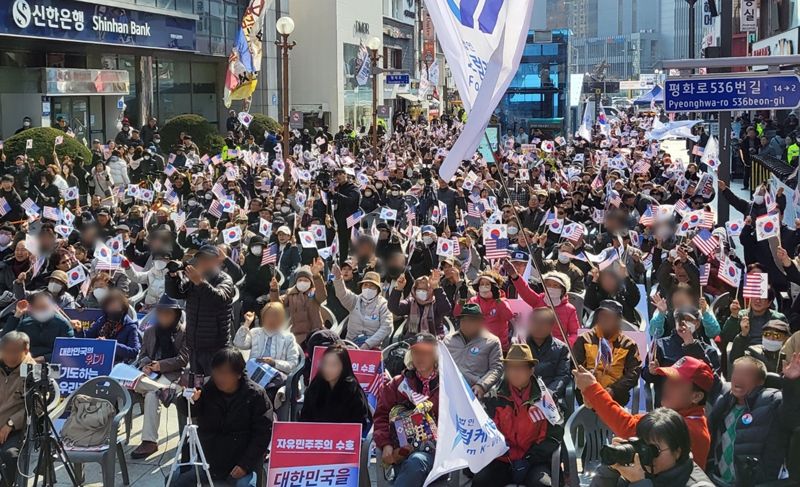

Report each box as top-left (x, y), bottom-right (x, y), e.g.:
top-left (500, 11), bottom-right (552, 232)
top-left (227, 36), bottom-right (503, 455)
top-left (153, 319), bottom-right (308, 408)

top-left (655, 356), bottom-right (714, 392)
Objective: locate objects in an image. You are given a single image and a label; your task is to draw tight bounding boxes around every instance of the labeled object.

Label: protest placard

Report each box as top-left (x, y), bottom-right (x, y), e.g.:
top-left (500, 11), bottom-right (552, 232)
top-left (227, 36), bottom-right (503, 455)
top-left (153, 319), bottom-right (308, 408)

top-left (52, 337), bottom-right (116, 396)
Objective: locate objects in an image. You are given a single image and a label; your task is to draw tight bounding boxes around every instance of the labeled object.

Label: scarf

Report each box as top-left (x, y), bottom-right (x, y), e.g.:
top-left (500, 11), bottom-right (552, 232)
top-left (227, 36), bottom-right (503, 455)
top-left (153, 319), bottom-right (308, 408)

top-left (154, 324), bottom-right (178, 360)
top-left (407, 296), bottom-right (435, 335)
top-left (99, 320), bottom-right (124, 339)
top-left (11, 259), bottom-right (30, 278)
top-left (416, 370), bottom-right (438, 397)
top-left (510, 382), bottom-right (532, 410)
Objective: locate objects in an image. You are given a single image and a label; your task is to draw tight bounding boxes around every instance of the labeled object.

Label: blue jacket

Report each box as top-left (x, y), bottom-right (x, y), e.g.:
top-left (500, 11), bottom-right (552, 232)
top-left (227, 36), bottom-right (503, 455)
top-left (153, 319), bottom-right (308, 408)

top-left (77, 314), bottom-right (141, 363)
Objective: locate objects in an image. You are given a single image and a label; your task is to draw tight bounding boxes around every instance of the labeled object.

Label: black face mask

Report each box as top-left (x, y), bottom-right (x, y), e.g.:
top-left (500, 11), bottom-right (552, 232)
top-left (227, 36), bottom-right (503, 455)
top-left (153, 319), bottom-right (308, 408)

top-left (387, 266), bottom-right (404, 279)
top-left (106, 310), bottom-right (126, 323)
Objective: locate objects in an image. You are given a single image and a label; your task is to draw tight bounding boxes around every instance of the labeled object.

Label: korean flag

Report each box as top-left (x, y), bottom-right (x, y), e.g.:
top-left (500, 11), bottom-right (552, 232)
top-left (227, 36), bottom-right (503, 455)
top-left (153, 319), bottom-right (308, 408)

top-left (755, 213), bottom-right (780, 241)
top-left (726, 219), bottom-right (744, 238)
top-left (436, 237), bottom-right (454, 257)
top-left (298, 231), bottom-right (317, 249)
top-left (66, 265), bottom-right (87, 288)
top-left (223, 226), bottom-right (242, 244)
top-left (63, 186), bottom-right (80, 202)
top-left (259, 218), bottom-right (272, 237)
top-left (311, 224), bottom-right (327, 242)
top-left (379, 208), bottom-right (398, 221)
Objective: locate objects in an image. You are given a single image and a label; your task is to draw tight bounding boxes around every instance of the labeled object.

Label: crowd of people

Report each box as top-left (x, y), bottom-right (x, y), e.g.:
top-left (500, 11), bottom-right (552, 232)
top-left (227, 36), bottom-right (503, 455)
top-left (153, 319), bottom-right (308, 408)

top-left (0, 106), bottom-right (798, 487)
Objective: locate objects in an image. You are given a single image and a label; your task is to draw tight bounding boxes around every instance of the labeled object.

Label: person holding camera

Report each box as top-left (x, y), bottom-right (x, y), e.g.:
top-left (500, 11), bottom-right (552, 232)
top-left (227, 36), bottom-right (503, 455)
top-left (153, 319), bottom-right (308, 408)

top-left (165, 245), bottom-right (235, 375)
top-left (588, 408), bottom-right (714, 487)
top-left (0, 331), bottom-right (35, 485)
top-left (472, 344), bottom-right (563, 487)
top-left (331, 168), bottom-right (361, 264)
top-left (1, 292), bottom-right (73, 362)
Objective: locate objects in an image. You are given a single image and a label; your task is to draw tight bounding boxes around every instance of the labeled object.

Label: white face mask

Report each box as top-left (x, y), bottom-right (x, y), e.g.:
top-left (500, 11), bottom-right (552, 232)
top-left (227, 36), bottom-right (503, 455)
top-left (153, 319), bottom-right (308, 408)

top-left (362, 287), bottom-right (378, 300)
top-left (296, 280), bottom-right (311, 292)
top-left (48, 282), bottom-right (63, 294)
top-left (479, 285), bottom-right (492, 298)
top-left (31, 309), bottom-right (55, 322)
top-left (507, 226), bottom-right (519, 236)
top-left (415, 290), bottom-right (429, 301)
top-left (0, 234), bottom-right (11, 246)
top-left (153, 261), bottom-right (167, 271)
top-left (422, 236), bottom-right (434, 246)
top-left (762, 338), bottom-right (784, 352)
top-left (93, 287), bottom-right (109, 302)
top-left (250, 246), bottom-right (263, 256)
top-left (558, 253), bottom-right (571, 264)
top-left (546, 288), bottom-right (562, 305)
top-left (685, 322), bottom-right (697, 334)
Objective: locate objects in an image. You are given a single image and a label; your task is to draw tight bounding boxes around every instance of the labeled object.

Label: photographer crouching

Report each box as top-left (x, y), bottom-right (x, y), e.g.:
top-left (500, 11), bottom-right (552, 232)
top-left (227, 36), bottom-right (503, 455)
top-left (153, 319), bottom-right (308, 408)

top-left (165, 245), bottom-right (235, 375)
top-left (0, 332), bottom-right (34, 486)
top-left (589, 408), bottom-right (714, 487)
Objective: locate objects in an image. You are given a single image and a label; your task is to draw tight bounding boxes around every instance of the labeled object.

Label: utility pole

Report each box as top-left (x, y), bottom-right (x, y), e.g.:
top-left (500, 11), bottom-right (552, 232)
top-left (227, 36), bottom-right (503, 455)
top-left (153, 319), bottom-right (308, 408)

top-left (717, 0), bottom-right (733, 222)
top-left (687, 0), bottom-right (697, 59)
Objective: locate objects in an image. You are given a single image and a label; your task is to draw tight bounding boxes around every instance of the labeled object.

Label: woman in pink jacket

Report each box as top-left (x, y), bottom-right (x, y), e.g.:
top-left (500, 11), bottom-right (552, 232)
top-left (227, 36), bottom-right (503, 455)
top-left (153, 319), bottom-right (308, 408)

top-left (453, 271), bottom-right (514, 352)
top-left (504, 263), bottom-right (580, 346)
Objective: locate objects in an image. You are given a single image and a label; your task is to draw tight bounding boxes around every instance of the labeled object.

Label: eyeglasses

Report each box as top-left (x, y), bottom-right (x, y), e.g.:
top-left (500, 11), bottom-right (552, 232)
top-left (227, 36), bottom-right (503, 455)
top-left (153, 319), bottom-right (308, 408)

top-left (763, 331), bottom-right (786, 340)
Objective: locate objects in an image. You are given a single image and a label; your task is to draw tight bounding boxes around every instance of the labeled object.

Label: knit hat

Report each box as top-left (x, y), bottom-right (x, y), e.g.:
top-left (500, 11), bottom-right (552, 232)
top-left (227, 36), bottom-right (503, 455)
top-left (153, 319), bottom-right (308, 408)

top-left (295, 266), bottom-right (313, 281)
top-left (542, 271), bottom-right (571, 293)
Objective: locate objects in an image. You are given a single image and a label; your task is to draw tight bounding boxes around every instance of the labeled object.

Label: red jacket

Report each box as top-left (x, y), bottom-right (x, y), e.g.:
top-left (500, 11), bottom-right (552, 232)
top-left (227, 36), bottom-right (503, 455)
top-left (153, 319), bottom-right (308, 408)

top-left (373, 370), bottom-right (440, 449)
top-left (483, 379), bottom-right (563, 463)
top-left (582, 382), bottom-right (710, 469)
top-left (454, 293), bottom-right (514, 351)
top-left (511, 275), bottom-right (580, 346)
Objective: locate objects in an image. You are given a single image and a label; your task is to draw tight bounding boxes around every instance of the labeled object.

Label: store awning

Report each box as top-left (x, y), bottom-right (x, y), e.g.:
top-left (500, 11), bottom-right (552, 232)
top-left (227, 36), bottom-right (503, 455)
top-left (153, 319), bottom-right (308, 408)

top-left (398, 93), bottom-right (421, 103)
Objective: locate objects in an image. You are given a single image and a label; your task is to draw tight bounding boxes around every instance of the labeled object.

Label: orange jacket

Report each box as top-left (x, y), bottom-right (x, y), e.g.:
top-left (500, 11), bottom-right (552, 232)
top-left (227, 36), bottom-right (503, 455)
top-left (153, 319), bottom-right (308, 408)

top-left (582, 382), bottom-right (710, 470)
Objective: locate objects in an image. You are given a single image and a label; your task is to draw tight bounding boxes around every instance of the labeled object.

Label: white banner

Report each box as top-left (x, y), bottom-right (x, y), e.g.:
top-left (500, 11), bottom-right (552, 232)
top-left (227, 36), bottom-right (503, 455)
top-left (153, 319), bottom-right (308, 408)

top-left (740, 0), bottom-right (757, 32)
top-left (427, 0), bottom-right (535, 181)
top-left (423, 343), bottom-right (508, 486)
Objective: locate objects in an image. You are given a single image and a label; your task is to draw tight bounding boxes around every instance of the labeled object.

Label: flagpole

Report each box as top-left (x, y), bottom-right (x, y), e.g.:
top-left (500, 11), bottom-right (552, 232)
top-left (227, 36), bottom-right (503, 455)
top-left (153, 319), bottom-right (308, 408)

top-left (485, 133), bottom-right (580, 369)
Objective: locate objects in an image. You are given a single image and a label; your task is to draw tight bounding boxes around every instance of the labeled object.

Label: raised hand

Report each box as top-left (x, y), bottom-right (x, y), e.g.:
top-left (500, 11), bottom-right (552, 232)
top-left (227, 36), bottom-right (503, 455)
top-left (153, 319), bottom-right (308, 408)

top-left (783, 353), bottom-right (800, 380)
top-left (395, 273), bottom-right (407, 289)
top-left (429, 269), bottom-right (442, 289)
top-left (777, 246), bottom-right (792, 268)
top-left (270, 276), bottom-right (279, 291)
top-left (740, 315), bottom-right (750, 337)
top-left (14, 300), bottom-right (28, 318)
top-left (501, 258), bottom-right (518, 279)
top-left (331, 264), bottom-right (342, 280)
top-left (651, 293), bottom-right (668, 314)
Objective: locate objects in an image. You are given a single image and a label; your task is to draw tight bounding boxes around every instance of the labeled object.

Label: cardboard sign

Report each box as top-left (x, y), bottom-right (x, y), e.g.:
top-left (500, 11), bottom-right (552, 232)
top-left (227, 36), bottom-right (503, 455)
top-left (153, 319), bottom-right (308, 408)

top-left (52, 337), bottom-right (117, 396)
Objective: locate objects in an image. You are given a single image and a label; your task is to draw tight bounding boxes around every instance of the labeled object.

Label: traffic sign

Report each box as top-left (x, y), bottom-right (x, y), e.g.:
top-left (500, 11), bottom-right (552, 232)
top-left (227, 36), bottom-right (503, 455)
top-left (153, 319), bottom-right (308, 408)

top-left (289, 111), bottom-right (304, 129)
top-left (376, 105), bottom-right (390, 119)
top-left (386, 74), bottom-right (410, 85)
top-left (664, 74), bottom-right (800, 112)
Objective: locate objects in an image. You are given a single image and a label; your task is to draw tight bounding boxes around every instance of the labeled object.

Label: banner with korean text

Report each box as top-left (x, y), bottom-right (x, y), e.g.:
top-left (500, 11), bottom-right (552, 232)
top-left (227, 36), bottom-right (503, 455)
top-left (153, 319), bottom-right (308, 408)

top-left (267, 422), bottom-right (362, 487)
top-left (52, 337), bottom-right (116, 396)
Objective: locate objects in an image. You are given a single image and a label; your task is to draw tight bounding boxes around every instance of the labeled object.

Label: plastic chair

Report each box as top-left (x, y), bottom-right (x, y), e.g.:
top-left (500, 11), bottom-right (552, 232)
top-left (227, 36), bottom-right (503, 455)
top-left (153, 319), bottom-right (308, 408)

top-left (320, 305), bottom-right (338, 331)
top-left (331, 316), bottom-right (349, 339)
top-left (564, 406), bottom-right (614, 487)
top-left (128, 282), bottom-right (147, 308)
top-left (568, 292), bottom-right (585, 322)
top-left (711, 292), bottom-right (732, 324)
top-left (276, 343), bottom-right (306, 421)
top-left (389, 318), bottom-right (408, 344)
top-left (632, 309), bottom-right (648, 332)
top-left (231, 287), bottom-right (242, 332)
top-left (63, 376), bottom-right (132, 487)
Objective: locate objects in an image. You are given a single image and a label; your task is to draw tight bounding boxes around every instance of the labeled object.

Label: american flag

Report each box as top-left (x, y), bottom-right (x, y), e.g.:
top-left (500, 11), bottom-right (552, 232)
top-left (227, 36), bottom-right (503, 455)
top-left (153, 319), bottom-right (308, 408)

top-left (346, 210), bottom-right (364, 228)
top-left (699, 210), bottom-right (715, 230)
top-left (467, 202), bottom-right (482, 219)
top-left (451, 238), bottom-right (461, 256)
top-left (742, 272), bottom-right (768, 299)
top-left (207, 200), bottom-right (223, 218)
top-left (699, 263), bottom-right (711, 286)
top-left (692, 229), bottom-right (719, 257)
top-left (365, 371), bottom-right (385, 398)
top-left (211, 182), bottom-right (227, 200)
top-left (595, 337), bottom-right (613, 369)
top-left (96, 256), bottom-right (122, 271)
top-left (261, 243), bottom-right (278, 266)
top-left (591, 174), bottom-right (604, 190)
top-left (484, 237), bottom-right (509, 260)
top-left (21, 198), bottom-right (39, 215)
top-left (607, 191), bottom-right (622, 208)
top-left (674, 199), bottom-right (689, 216)
top-left (406, 205), bottom-right (416, 224)
top-left (0, 197), bottom-right (10, 217)
top-left (563, 223), bottom-right (584, 243)
top-left (638, 206), bottom-right (655, 227)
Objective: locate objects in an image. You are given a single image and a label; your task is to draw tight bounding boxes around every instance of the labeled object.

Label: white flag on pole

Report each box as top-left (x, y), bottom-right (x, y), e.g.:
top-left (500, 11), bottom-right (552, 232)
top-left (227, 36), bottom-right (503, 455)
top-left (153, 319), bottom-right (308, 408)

top-left (428, 0), bottom-right (535, 181)
top-left (423, 343), bottom-right (508, 486)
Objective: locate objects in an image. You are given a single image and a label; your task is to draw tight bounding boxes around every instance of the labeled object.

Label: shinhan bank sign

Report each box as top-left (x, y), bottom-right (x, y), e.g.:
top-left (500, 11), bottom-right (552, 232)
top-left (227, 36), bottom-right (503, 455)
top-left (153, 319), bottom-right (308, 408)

top-left (447, 0), bottom-right (504, 33)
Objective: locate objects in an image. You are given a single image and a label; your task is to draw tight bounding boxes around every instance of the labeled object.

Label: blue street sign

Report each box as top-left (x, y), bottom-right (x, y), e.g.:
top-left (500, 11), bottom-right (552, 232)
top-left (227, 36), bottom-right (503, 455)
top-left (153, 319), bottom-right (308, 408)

top-left (664, 74), bottom-right (800, 112)
top-left (386, 73), bottom-right (410, 85)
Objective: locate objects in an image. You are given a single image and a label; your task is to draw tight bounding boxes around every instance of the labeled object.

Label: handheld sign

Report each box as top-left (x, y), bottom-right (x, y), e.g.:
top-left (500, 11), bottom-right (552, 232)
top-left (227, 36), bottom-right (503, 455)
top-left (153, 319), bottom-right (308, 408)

top-left (52, 337), bottom-right (116, 396)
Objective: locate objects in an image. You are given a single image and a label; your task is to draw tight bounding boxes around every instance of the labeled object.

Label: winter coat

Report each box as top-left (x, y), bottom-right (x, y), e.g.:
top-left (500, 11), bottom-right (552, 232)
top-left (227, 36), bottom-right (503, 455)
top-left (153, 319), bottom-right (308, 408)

top-left (125, 265), bottom-right (167, 306)
top-left (589, 458), bottom-right (714, 487)
top-left (387, 287), bottom-right (451, 337)
top-left (1, 313), bottom-right (74, 361)
top-left (454, 293), bottom-right (515, 351)
top-left (193, 378), bottom-right (272, 480)
top-left (642, 332), bottom-right (721, 391)
top-left (442, 330), bottom-right (503, 392)
top-left (77, 314), bottom-right (141, 363)
top-left (233, 326), bottom-right (300, 374)
top-left (165, 270), bottom-right (235, 353)
top-left (526, 336), bottom-right (572, 402)
top-left (135, 320), bottom-right (188, 381)
top-left (373, 369), bottom-right (439, 449)
top-left (482, 379), bottom-right (563, 463)
top-left (585, 277), bottom-right (641, 324)
top-left (334, 278), bottom-right (392, 349)
top-left (269, 273), bottom-right (327, 346)
top-left (511, 275), bottom-right (580, 345)
top-left (90, 168), bottom-right (113, 197)
top-left (572, 328), bottom-right (642, 405)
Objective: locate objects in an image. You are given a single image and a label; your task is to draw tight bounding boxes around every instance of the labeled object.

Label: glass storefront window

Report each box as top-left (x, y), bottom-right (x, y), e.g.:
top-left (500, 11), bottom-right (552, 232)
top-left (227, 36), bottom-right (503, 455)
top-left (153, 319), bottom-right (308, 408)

top-left (156, 60), bottom-right (192, 121)
top-left (210, 1), bottom-right (224, 37)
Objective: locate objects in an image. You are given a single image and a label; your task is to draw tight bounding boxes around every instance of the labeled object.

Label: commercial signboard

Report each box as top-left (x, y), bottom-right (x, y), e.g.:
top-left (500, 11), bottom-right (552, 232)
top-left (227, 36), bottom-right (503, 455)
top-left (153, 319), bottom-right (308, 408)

top-left (2, 0), bottom-right (196, 51)
top-left (751, 27), bottom-right (799, 71)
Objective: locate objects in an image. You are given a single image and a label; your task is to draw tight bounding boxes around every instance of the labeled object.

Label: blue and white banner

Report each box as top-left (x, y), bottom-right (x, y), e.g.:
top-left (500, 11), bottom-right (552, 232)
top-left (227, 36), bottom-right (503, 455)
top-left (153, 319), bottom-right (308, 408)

top-left (424, 343), bottom-right (508, 486)
top-left (426, 0), bottom-right (535, 181)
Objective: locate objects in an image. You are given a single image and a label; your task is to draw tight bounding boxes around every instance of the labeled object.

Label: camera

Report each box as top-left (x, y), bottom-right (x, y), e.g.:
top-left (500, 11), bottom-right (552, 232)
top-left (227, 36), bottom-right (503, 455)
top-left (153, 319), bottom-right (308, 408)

top-left (315, 168), bottom-right (332, 189)
top-left (599, 437), bottom-right (660, 466)
top-left (20, 362), bottom-right (61, 383)
top-left (167, 260), bottom-right (185, 273)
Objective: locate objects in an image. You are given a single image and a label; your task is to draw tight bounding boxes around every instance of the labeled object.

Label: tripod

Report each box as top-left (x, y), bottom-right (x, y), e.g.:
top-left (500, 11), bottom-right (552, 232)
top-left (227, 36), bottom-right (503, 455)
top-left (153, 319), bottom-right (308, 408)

top-left (20, 381), bottom-right (79, 487)
top-left (165, 397), bottom-right (214, 487)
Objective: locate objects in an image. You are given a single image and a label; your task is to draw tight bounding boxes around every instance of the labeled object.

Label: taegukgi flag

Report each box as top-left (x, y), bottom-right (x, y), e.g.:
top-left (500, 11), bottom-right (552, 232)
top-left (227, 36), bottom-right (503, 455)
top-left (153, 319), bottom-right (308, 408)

top-left (428, 0), bottom-right (535, 181)
top-left (424, 343), bottom-right (507, 486)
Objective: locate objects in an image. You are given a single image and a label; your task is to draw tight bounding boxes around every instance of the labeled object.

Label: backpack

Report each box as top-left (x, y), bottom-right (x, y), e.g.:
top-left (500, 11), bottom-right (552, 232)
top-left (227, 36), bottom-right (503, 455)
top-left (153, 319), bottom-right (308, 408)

top-left (61, 394), bottom-right (116, 447)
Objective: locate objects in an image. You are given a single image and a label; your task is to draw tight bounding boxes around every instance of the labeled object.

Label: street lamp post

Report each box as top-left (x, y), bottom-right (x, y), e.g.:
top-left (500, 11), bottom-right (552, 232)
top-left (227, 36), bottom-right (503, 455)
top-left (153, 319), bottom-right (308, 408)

top-left (367, 36), bottom-right (382, 151)
top-left (275, 16), bottom-right (296, 156)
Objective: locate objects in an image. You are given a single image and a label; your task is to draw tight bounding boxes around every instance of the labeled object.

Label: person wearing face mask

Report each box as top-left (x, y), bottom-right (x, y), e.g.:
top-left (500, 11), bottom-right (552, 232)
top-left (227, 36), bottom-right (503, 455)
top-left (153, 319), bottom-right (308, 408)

top-left (531, 236), bottom-right (586, 294)
top-left (166, 245), bottom-right (235, 375)
top-left (649, 284), bottom-right (719, 340)
top-left (0, 177), bottom-right (23, 225)
top-left (332, 267), bottom-right (392, 349)
top-left (269, 260), bottom-right (327, 348)
top-left (0, 241), bottom-right (30, 296)
top-left (2, 291), bottom-right (74, 362)
top-left (75, 289), bottom-right (140, 363)
top-left (410, 226), bottom-right (439, 279)
top-left (240, 236), bottom-right (274, 315)
top-left (388, 270), bottom-right (452, 339)
top-left (14, 270), bottom-right (77, 310)
top-left (331, 169), bottom-right (361, 264)
top-left (123, 250), bottom-right (171, 309)
top-left (360, 184), bottom-right (382, 214)
top-left (78, 274), bottom-right (112, 308)
top-left (453, 272), bottom-right (514, 352)
top-left (642, 307), bottom-right (721, 406)
top-left (274, 226), bottom-right (301, 289)
top-left (14, 116), bottom-right (32, 135)
top-left (0, 225), bottom-right (16, 261)
top-left (505, 262), bottom-right (580, 346)
top-left (730, 319), bottom-right (791, 374)
top-left (721, 291), bottom-right (787, 349)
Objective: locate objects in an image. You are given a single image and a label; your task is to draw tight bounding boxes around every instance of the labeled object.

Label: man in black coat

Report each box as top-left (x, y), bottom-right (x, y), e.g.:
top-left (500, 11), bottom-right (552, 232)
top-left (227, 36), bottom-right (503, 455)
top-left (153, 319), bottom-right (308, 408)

top-left (165, 245), bottom-right (235, 375)
top-left (178, 349), bottom-right (272, 486)
top-left (0, 176), bottom-right (23, 224)
top-left (525, 307), bottom-right (571, 406)
top-left (331, 168), bottom-right (360, 264)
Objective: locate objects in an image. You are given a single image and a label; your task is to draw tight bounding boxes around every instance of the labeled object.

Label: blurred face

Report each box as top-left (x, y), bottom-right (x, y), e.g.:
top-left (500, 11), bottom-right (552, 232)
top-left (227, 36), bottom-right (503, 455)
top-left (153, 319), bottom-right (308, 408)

top-left (0, 338), bottom-right (28, 368)
top-left (320, 352), bottom-right (344, 384)
top-left (505, 362), bottom-right (532, 390)
top-left (410, 346), bottom-right (436, 373)
top-left (670, 290), bottom-right (692, 309)
top-left (155, 308), bottom-right (178, 328)
top-left (731, 362), bottom-right (763, 401)
top-left (261, 306), bottom-right (285, 331)
top-left (528, 310), bottom-right (554, 341)
top-left (750, 297), bottom-right (770, 313)
top-left (459, 316), bottom-right (482, 337)
top-left (596, 309), bottom-right (620, 336)
top-left (660, 377), bottom-right (703, 410)
top-left (211, 363), bottom-right (242, 392)
top-left (14, 241), bottom-right (29, 261)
